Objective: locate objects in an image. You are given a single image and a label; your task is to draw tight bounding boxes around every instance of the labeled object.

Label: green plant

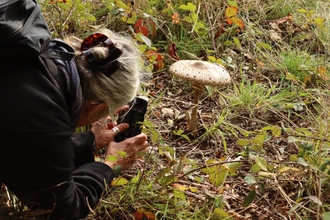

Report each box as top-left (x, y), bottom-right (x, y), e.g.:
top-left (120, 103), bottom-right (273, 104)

top-left (2, 0), bottom-right (330, 219)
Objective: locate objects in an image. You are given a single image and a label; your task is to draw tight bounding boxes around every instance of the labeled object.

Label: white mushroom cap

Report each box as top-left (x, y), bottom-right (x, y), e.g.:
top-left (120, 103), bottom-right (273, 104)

top-left (169, 60), bottom-right (231, 86)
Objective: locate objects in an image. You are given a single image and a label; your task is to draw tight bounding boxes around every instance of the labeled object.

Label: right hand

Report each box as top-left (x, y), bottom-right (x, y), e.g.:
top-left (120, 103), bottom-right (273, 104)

top-left (104, 133), bottom-right (148, 171)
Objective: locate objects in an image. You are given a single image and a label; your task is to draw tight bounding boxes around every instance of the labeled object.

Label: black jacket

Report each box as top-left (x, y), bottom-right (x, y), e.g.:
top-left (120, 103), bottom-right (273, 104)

top-left (0, 55), bottom-right (114, 219)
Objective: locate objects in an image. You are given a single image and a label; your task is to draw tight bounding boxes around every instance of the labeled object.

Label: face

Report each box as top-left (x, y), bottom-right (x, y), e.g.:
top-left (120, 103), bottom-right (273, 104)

top-left (76, 99), bottom-right (108, 127)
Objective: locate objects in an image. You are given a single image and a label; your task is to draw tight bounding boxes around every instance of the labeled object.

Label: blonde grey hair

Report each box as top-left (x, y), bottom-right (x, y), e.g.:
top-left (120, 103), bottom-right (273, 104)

top-left (64, 29), bottom-right (142, 120)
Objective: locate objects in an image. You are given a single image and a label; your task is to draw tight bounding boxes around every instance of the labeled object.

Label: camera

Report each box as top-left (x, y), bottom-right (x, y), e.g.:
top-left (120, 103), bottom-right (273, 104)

top-left (114, 96), bottom-right (148, 142)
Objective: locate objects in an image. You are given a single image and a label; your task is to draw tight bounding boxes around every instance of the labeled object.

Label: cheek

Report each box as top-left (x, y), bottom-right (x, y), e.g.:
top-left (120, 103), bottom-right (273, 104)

top-left (76, 112), bottom-right (88, 127)
top-left (89, 105), bottom-right (109, 123)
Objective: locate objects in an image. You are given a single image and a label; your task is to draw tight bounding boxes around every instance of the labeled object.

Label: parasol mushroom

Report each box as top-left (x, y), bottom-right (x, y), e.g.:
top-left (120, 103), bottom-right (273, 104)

top-left (169, 60), bottom-right (231, 134)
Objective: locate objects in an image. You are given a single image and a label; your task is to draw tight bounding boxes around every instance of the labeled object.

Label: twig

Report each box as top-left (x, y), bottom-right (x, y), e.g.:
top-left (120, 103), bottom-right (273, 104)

top-left (317, 174), bottom-right (321, 220)
top-left (176, 179), bottom-right (212, 190)
top-left (61, 1), bottom-right (76, 37)
top-left (184, 191), bottom-right (205, 201)
top-left (274, 176), bottom-right (317, 217)
top-left (189, 2), bottom-right (201, 34)
top-left (203, 1), bottom-right (217, 58)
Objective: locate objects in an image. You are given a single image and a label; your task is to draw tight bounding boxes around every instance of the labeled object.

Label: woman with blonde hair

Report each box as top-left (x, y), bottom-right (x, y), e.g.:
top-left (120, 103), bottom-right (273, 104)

top-left (0, 1), bottom-right (148, 219)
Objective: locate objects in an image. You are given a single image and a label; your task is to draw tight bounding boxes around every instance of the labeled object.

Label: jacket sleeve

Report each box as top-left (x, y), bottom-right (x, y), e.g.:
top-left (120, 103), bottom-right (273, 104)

top-left (72, 131), bottom-right (96, 168)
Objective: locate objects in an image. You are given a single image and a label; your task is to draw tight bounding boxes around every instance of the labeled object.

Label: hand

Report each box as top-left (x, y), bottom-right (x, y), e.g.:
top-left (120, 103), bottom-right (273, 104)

top-left (91, 106), bottom-right (130, 151)
top-left (104, 133), bottom-right (148, 171)
top-left (92, 120), bottom-right (129, 152)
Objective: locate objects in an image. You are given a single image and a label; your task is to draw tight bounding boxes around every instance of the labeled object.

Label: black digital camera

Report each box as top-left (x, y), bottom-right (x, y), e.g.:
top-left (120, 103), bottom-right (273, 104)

top-left (114, 96), bottom-right (148, 142)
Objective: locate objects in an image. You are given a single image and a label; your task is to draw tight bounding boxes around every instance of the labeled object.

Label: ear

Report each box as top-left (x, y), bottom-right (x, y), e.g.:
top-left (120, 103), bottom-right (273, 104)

top-left (92, 103), bottom-right (107, 112)
top-left (76, 102), bottom-right (107, 128)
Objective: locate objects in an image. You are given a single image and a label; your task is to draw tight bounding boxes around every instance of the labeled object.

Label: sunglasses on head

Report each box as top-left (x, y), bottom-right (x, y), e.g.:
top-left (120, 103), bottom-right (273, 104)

top-left (81, 33), bottom-right (123, 75)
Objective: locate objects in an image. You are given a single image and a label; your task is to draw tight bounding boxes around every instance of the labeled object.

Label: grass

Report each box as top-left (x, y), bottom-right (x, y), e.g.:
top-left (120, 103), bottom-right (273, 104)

top-left (1, 0), bottom-right (330, 219)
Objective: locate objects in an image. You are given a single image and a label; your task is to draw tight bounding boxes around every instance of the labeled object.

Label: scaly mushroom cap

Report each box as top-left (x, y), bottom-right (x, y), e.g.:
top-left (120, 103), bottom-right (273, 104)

top-left (169, 60), bottom-right (231, 86)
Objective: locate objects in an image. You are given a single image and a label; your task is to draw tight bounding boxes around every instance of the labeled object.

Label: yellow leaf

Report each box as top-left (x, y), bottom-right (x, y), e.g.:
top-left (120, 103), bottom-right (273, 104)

top-left (110, 177), bottom-right (129, 186)
top-left (277, 166), bottom-right (291, 174)
top-left (206, 159), bottom-right (219, 165)
top-left (255, 156), bottom-right (268, 171)
top-left (189, 186), bottom-right (198, 193)
top-left (290, 167), bottom-right (301, 172)
top-left (303, 75), bottom-right (313, 83)
top-left (314, 17), bottom-right (325, 29)
top-left (115, 0), bottom-right (128, 9)
top-left (231, 16), bottom-right (244, 28)
top-left (318, 66), bottom-right (327, 80)
top-left (121, 11), bottom-right (137, 24)
top-left (258, 171), bottom-right (276, 177)
top-left (219, 156), bottom-right (227, 161)
top-left (297, 8), bottom-right (308, 13)
top-left (173, 183), bottom-right (189, 191)
top-left (225, 6), bottom-right (238, 18)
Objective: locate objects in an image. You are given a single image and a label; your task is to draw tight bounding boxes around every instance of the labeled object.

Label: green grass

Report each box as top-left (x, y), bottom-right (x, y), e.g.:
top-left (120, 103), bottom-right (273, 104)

top-left (1, 0), bottom-right (330, 219)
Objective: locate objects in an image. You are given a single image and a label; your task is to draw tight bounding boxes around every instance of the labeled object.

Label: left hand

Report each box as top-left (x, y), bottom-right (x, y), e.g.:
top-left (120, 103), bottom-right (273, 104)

top-left (104, 133), bottom-right (148, 171)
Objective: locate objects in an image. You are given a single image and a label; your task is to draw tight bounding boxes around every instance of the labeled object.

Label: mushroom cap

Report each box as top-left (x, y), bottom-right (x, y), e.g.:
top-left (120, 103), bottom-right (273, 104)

top-left (169, 60), bottom-right (231, 86)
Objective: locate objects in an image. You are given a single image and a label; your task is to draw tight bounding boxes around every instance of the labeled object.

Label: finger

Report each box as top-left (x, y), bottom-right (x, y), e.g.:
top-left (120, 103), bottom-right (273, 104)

top-left (106, 121), bottom-right (116, 129)
top-left (129, 133), bottom-right (147, 144)
top-left (111, 127), bottom-right (120, 136)
top-left (131, 140), bottom-right (148, 153)
top-left (111, 123), bottom-right (129, 136)
top-left (115, 123), bottom-right (129, 133)
top-left (115, 105), bottom-right (130, 115)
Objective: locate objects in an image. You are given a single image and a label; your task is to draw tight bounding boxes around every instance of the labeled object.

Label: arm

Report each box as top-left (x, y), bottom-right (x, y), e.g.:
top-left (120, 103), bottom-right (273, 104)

top-left (71, 131), bottom-right (95, 168)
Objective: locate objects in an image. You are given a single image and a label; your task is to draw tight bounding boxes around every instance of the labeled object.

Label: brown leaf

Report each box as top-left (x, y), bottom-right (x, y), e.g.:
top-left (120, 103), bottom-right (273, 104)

top-left (134, 19), bottom-right (148, 36)
top-left (134, 210), bottom-right (144, 220)
top-left (172, 13), bottom-right (180, 24)
top-left (145, 50), bottom-right (164, 71)
top-left (275, 15), bottom-right (293, 25)
top-left (214, 25), bottom-right (226, 40)
top-left (168, 43), bottom-right (180, 61)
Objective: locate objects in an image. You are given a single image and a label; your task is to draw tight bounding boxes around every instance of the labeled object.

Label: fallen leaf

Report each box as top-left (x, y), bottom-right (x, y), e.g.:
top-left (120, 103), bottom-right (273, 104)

top-left (134, 18), bottom-right (148, 36)
top-left (225, 6), bottom-right (238, 19)
top-left (242, 190), bottom-right (256, 207)
top-left (258, 171), bottom-right (276, 177)
top-left (110, 177), bottom-right (129, 186)
top-left (134, 210), bottom-right (144, 220)
top-left (144, 211), bottom-right (155, 219)
top-left (172, 12), bottom-right (180, 24)
top-left (168, 42), bottom-right (180, 60)
top-left (231, 16), bottom-right (244, 28)
top-left (269, 30), bottom-right (282, 41)
top-left (275, 15), bottom-right (294, 25)
top-left (145, 50), bottom-right (164, 70)
top-left (306, 195), bottom-right (322, 206)
top-left (162, 108), bottom-right (174, 117)
top-left (173, 183), bottom-right (189, 191)
top-left (189, 186), bottom-right (198, 193)
top-left (214, 25), bottom-right (226, 39)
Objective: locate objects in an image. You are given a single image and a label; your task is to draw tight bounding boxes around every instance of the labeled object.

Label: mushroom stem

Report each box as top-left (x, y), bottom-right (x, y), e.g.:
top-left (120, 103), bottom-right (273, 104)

top-left (189, 83), bottom-right (204, 134)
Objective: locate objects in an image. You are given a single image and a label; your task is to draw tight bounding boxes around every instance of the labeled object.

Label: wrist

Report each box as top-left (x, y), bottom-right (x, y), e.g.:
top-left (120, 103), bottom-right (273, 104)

top-left (104, 161), bottom-right (122, 177)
